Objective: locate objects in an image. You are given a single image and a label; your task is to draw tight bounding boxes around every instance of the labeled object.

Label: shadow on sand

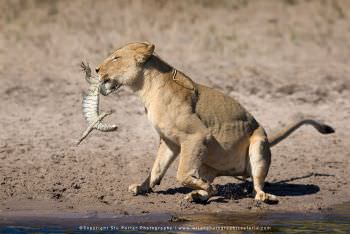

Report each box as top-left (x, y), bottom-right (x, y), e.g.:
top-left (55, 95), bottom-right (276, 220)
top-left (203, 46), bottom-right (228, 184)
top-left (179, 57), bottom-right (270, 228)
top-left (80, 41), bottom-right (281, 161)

top-left (156, 172), bottom-right (335, 203)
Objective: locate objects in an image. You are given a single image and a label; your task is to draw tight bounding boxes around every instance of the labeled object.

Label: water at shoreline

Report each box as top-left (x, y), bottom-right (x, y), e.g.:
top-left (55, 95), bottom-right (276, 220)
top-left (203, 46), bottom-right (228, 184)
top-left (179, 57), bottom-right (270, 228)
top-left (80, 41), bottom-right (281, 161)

top-left (1, 203), bottom-right (349, 233)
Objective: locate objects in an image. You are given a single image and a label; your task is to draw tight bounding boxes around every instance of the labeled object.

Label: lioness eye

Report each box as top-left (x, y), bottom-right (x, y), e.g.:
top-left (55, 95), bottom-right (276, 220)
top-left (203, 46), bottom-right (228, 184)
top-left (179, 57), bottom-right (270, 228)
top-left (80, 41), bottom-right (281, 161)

top-left (112, 56), bottom-right (120, 61)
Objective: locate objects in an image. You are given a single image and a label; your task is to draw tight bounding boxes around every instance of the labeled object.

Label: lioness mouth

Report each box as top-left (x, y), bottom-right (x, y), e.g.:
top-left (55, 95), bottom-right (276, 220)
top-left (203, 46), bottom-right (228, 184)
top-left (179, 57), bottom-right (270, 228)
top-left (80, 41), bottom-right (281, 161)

top-left (99, 80), bottom-right (122, 96)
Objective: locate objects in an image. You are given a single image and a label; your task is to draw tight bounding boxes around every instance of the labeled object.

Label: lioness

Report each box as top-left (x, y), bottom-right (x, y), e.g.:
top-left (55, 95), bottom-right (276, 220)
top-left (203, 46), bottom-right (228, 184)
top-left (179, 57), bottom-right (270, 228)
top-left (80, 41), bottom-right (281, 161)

top-left (96, 42), bottom-right (334, 203)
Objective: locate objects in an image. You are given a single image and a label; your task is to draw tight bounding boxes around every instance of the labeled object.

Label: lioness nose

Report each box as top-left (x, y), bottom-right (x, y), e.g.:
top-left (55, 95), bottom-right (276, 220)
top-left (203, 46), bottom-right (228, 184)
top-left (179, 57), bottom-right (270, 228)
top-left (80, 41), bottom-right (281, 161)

top-left (95, 67), bottom-right (100, 73)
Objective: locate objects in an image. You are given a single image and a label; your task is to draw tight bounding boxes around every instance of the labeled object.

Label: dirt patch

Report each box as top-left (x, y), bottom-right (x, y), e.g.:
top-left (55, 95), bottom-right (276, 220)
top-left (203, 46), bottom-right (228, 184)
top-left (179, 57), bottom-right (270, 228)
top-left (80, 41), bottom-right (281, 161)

top-left (0, 0), bottom-right (349, 216)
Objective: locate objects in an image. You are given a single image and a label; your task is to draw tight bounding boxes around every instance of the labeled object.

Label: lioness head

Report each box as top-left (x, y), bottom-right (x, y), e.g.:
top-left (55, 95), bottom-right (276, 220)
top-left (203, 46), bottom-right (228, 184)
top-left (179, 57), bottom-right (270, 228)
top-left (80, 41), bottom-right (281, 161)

top-left (96, 42), bottom-right (155, 95)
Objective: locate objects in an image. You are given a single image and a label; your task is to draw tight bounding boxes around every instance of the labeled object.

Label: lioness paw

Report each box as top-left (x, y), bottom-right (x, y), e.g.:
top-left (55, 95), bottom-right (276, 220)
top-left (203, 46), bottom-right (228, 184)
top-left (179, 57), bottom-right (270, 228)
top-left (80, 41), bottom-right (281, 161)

top-left (128, 184), bottom-right (151, 195)
top-left (254, 191), bottom-right (278, 204)
top-left (184, 190), bottom-right (209, 203)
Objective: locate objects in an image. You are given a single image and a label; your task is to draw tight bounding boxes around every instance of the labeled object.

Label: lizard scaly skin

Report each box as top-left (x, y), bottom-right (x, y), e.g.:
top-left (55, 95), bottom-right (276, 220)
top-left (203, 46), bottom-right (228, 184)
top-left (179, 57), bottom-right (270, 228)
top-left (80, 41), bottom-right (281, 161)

top-left (77, 62), bottom-right (118, 145)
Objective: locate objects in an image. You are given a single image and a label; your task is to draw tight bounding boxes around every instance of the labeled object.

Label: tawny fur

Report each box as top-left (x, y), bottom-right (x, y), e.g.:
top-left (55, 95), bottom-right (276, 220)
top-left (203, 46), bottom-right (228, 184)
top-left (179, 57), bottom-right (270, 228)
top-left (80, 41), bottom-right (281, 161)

top-left (96, 42), bottom-right (335, 203)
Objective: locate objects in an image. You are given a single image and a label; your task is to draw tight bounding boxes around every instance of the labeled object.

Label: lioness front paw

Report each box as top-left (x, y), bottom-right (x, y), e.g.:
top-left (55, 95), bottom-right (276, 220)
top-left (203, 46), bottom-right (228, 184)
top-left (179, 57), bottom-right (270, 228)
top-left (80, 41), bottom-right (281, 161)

top-left (184, 190), bottom-right (209, 203)
top-left (128, 184), bottom-right (151, 195)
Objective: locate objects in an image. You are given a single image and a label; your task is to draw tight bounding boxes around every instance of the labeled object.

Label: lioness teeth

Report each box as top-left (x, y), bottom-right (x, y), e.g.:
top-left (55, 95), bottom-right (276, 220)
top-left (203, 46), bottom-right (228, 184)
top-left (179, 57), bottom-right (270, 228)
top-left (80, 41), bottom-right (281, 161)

top-left (77, 62), bottom-right (118, 145)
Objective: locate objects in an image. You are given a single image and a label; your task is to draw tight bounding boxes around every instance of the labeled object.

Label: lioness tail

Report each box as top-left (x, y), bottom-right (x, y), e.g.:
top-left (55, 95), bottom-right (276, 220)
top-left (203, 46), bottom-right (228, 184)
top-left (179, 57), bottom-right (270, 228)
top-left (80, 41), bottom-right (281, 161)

top-left (268, 119), bottom-right (335, 147)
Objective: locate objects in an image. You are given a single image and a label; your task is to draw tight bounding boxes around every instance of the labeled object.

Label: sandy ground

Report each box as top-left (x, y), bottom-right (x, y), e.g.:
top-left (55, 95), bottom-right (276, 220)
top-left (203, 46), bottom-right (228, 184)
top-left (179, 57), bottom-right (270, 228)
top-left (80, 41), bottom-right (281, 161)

top-left (0, 0), bottom-right (350, 217)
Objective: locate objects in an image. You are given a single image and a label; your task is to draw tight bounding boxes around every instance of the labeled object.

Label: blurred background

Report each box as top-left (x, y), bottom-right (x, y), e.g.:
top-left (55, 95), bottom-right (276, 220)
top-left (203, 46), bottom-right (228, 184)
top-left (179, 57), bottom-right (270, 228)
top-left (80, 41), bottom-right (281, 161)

top-left (0, 0), bottom-right (349, 214)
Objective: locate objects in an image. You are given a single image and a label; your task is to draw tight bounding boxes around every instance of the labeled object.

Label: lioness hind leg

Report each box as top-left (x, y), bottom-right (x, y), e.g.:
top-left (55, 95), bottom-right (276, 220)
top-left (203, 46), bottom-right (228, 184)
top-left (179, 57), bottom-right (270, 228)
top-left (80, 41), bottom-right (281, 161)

top-left (249, 129), bottom-right (278, 204)
top-left (176, 131), bottom-right (216, 203)
top-left (184, 164), bottom-right (218, 202)
top-left (128, 139), bottom-right (179, 195)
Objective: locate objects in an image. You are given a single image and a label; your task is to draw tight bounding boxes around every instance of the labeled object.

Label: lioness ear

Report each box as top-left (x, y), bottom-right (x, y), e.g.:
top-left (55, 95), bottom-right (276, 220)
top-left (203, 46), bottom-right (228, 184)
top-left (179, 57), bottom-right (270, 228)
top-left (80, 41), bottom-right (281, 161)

top-left (135, 42), bottom-right (155, 64)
